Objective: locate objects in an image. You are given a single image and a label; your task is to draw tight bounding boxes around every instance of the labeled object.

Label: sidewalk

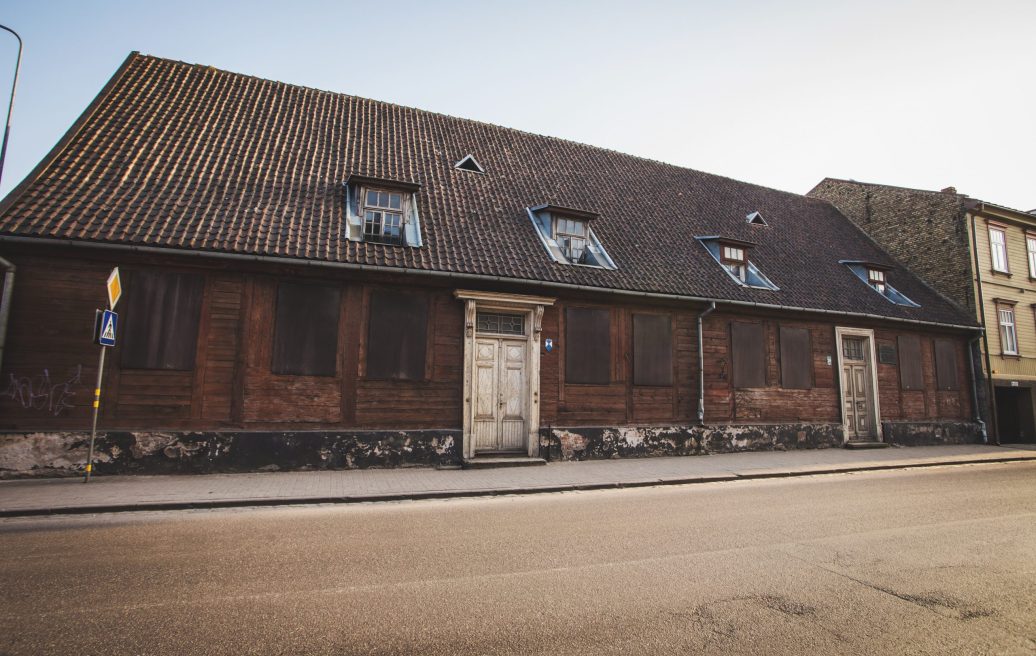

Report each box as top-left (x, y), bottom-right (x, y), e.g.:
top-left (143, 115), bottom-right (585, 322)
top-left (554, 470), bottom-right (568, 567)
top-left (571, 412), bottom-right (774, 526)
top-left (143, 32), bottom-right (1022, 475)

top-left (2, 444), bottom-right (1034, 518)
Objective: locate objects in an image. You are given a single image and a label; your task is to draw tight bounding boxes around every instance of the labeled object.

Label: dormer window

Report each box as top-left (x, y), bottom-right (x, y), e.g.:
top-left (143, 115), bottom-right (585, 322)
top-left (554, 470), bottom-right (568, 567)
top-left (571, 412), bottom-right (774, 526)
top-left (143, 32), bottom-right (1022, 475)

top-left (842, 261), bottom-right (918, 307)
top-left (697, 237), bottom-right (779, 290)
top-left (344, 175), bottom-right (423, 247)
top-left (527, 204), bottom-right (617, 270)
top-left (746, 211), bottom-right (768, 226)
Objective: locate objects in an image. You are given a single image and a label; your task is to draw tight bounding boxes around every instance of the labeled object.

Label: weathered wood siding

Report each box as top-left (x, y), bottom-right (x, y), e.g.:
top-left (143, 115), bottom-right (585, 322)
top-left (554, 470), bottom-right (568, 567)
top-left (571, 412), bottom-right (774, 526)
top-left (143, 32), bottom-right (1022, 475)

top-left (0, 250), bottom-right (973, 433)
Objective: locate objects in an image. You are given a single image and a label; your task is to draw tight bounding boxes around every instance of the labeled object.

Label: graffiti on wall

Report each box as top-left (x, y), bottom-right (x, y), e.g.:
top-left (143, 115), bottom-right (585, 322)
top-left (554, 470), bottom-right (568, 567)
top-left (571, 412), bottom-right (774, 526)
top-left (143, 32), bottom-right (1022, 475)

top-left (3, 365), bottom-right (84, 416)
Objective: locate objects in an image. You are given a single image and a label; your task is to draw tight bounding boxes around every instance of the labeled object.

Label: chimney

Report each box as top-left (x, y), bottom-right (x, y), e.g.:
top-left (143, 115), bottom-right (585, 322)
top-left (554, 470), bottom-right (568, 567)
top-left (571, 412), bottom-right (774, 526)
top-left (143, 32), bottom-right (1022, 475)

top-left (940, 186), bottom-right (957, 194)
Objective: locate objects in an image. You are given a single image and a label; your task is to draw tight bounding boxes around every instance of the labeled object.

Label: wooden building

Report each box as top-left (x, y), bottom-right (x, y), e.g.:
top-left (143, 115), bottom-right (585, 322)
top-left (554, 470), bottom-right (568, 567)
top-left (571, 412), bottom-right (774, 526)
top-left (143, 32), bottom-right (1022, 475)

top-left (0, 54), bottom-right (983, 476)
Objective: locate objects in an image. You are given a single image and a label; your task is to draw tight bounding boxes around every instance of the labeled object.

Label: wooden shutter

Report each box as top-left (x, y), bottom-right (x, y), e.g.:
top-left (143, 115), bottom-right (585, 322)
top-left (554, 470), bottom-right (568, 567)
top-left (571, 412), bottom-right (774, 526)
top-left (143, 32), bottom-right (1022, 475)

top-left (731, 322), bottom-right (766, 388)
top-left (366, 290), bottom-right (429, 380)
top-left (898, 335), bottom-right (924, 390)
top-left (565, 307), bottom-right (610, 384)
top-left (271, 282), bottom-right (341, 377)
top-left (633, 314), bottom-right (672, 386)
top-left (121, 271), bottom-right (205, 370)
top-left (934, 339), bottom-right (959, 390)
top-left (779, 326), bottom-right (813, 389)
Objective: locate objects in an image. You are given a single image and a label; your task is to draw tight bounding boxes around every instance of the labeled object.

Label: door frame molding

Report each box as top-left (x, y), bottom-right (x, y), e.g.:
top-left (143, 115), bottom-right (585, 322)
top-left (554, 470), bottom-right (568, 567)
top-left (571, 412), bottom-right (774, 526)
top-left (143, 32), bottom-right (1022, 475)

top-left (455, 290), bottom-right (556, 459)
top-left (834, 326), bottom-right (883, 443)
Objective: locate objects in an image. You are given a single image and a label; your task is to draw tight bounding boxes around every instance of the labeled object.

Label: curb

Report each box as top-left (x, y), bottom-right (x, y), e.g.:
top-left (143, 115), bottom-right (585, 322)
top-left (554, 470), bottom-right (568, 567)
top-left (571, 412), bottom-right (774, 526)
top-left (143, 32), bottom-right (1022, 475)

top-left (1, 456), bottom-right (1033, 519)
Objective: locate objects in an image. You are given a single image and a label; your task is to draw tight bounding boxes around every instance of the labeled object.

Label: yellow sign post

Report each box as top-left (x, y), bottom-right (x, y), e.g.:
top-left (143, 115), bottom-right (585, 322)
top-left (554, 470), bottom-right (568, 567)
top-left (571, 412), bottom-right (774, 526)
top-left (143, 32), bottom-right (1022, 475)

top-left (85, 267), bottom-right (121, 483)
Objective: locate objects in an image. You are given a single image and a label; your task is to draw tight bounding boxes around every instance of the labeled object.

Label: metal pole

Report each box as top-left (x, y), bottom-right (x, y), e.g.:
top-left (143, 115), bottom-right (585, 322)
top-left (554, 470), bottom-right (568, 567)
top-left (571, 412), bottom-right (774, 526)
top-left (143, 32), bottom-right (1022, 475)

top-left (84, 345), bottom-right (105, 483)
top-left (0, 24), bottom-right (23, 189)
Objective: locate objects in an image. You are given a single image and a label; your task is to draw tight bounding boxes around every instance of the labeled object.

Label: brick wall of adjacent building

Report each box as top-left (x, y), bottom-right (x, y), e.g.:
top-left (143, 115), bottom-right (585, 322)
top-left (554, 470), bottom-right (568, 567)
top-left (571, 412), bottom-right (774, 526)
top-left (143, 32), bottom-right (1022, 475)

top-left (808, 179), bottom-right (976, 313)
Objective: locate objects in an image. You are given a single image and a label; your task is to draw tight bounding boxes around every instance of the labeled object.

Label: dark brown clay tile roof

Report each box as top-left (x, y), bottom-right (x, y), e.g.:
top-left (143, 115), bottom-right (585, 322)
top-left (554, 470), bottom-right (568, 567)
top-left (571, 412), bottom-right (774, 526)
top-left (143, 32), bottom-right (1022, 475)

top-left (0, 53), bottom-right (976, 327)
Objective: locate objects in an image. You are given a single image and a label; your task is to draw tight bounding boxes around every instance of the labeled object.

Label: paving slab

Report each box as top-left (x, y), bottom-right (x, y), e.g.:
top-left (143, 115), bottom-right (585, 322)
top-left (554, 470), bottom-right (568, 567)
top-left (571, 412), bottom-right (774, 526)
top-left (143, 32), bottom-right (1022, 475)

top-left (1, 444), bottom-right (1034, 517)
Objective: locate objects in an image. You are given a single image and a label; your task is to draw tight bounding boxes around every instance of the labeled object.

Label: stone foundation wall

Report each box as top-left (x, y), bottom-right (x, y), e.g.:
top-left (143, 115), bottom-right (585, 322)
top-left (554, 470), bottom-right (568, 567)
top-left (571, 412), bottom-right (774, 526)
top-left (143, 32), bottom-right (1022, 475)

top-left (882, 421), bottom-right (985, 446)
top-left (537, 424), bottom-right (845, 461)
top-left (0, 430), bottom-right (461, 479)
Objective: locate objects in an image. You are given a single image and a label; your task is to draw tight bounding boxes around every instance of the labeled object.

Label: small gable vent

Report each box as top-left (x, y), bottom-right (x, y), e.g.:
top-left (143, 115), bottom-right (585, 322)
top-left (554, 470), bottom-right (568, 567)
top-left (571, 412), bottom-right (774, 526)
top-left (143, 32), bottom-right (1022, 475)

top-left (454, 154), bottom-right (485, 174)
top-left (746, 211), bottom-right (768, 226)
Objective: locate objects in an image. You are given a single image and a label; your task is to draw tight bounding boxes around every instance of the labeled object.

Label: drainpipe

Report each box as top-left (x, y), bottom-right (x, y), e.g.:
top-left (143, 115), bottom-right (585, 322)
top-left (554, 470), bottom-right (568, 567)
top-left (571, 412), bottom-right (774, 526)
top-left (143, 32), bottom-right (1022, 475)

top-left (0, 255), bottom-right (13, 373)
top-left (697, 301), bottom-right (716, 424)
top-left (969, 210), bottom-right (998, 443)
top-left (968, 334), bottom-right (988, 443)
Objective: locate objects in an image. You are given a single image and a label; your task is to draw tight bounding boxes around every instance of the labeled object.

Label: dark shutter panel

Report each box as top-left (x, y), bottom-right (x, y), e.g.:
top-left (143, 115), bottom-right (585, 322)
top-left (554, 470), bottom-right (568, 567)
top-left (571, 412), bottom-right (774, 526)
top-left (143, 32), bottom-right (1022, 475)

top-left (731, 322), bottom-right (766, 388)
top-left (121, 271), bottom-right (205, 370)
top-left (633, 314), bottom-right (673, 386)
top-left (934, 339), bottom-right (959, 390)
top-left (565, 307), bottom-right (610, 384)
top-left (272, 282), bottom-right (341, 377)
top-left (779, 326), bottom-right (813, 389)
top-left (898, 335), bottom-right (924, 390)
top-left (366, 291), bottom-right (429, 380)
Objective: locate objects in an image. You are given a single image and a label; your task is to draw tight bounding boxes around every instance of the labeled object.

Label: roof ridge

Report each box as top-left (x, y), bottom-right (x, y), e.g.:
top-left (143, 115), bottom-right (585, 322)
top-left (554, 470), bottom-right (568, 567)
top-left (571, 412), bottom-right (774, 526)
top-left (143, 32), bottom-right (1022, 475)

top-left (814, 176), bottom-right (967, 198)
top-left (134, 52), bottom-right (809, 203)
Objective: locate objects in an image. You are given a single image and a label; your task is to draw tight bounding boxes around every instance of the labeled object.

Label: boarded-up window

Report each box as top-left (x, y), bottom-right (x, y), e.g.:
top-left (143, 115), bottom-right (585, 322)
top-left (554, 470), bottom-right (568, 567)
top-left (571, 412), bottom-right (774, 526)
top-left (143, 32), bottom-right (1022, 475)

top-left (779, 326), bottom-right (812, 389)
top-left (366, 290), bottom-right (429, 380)
top-left (121, 271), bottom-right (205, 370)
top-left (934, 339), bottom-right (960, 390)
top-left (731, 322), bottom-right (766, 388)
top-left (633, 314), bottom-right (672, 386)
top-left (898, 335), bottom-right (923, 390)
top-left (272, 282), bottom-right (341, 377)
top-left (565, 307), bottom-right (610, 384)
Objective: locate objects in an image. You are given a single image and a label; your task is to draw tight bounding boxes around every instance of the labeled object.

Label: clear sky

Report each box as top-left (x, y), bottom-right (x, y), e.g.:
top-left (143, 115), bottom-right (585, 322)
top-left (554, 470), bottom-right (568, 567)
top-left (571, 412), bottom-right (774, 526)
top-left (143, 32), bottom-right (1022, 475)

top-left (0, 0), bottom-right (1033, 210)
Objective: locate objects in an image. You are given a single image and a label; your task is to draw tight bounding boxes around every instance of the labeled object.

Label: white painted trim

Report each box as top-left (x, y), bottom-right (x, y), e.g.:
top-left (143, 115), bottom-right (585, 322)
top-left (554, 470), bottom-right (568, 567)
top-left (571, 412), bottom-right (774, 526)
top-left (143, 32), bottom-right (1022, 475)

top-left (455, 290), bottom-right (554, 459)
top-left (454, 154), bottom-right (486, 174)
top-left (834, 326), bottom-right (883, 443)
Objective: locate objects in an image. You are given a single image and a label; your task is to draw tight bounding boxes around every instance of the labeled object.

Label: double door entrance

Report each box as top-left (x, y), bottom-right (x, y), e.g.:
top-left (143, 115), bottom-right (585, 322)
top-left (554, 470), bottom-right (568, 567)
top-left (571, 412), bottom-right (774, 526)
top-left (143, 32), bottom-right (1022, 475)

top-left (837, 329), bottom-right (880, 441)
top-left (472, 336), bottom-right (527, 452)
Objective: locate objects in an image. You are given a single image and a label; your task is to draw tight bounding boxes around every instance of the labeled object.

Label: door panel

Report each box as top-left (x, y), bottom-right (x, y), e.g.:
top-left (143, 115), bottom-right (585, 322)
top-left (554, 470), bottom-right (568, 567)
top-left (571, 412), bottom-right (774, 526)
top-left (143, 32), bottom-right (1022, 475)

top-left (841, 335), bottom-right (875, 440)
top-left (473, 339), bottom-right (499, 451)
top-left (499, 341), bottom-right (526, 451)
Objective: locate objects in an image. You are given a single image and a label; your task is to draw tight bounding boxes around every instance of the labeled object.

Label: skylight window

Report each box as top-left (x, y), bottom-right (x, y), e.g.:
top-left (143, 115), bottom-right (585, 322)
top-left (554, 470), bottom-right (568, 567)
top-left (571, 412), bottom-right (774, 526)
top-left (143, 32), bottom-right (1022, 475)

top-left (343, 175), bottom-right (423, 247)
top-left (842, 261), bottom-right (919, 307)
top-left (454, 154), bottom-right (485, 174)
top-left (697, 237), bottom-right (779, 290)
top-left (527, 204), bottom-right (617, 269)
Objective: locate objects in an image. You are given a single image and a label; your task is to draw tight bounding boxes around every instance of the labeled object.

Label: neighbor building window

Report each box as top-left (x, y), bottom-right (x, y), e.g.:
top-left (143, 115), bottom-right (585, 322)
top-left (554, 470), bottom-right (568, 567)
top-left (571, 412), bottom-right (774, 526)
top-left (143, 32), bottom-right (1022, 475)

top-left (526, 205), bottom-right (617, 269)
top-left (697, 237), bottom-right (779, 290)
top-left (1027, 234), bottom-right (1036, 278)
top-left (989, 226), bottom-right (1009, 273)
top-left (998, 303), bottom-right (1018, 355)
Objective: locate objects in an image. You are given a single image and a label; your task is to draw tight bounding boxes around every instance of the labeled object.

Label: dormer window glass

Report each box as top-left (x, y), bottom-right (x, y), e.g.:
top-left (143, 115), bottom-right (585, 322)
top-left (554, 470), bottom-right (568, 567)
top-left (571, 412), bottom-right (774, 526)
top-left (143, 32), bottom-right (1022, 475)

top-left (697, 237), bottom-right (779, 291)
top-left (555, 217), bottom-right (588, 263)
top-left (526, 205), bottom-right (617, 270)
top-left (868, 268), bottom-right (886, 293)
top-left (362, 189), bottom-right (405, 245)
top-left (721, 245), bottom-right (747, 282)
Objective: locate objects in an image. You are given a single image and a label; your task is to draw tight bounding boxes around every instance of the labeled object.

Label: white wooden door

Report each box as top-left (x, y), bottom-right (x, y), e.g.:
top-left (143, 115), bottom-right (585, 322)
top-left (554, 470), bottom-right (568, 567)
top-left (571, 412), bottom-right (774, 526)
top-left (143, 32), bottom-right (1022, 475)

top-left (472, 338), bottom-right (527, 451)
top-left (841, 337), bottom-right (874, 439)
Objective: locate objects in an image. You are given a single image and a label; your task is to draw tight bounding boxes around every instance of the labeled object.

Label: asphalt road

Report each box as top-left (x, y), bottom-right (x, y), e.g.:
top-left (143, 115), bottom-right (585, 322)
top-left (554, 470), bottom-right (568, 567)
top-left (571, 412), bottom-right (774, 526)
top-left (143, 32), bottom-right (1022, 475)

top-left (1, 462), bottom-right (1035, 655)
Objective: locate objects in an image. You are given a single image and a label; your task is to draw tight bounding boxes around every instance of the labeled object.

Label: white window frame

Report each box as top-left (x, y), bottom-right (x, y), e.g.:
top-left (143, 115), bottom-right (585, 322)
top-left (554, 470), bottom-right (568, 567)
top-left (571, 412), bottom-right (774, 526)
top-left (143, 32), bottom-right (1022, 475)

top-left (721, 244), bottom-right (747, 282)
top-left (868, 268), bottom-right (886, 293)
top-left (360, 187), bottom-right (407, 245)
top-left (989, 226), bottom-right (1009, 273)
top-left (998, 304), bottom-right (1018, 355)
top-left (1026, 234), bottom-right (1036, 278)
top-left (553, 216), bottom-right (588, 264)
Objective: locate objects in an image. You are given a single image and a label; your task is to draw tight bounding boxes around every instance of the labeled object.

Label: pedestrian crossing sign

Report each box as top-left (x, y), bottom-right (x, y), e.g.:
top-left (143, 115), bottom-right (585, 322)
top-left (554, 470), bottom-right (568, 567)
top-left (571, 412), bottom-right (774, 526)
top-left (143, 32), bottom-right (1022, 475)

top-left (96, 309), bottom-right (118, 347)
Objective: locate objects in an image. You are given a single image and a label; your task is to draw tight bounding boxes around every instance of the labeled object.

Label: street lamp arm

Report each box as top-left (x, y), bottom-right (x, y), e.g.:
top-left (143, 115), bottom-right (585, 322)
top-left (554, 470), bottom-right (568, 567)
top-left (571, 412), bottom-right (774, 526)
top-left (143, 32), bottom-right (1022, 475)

top-left (0, 24), bottom-right (23, 191)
